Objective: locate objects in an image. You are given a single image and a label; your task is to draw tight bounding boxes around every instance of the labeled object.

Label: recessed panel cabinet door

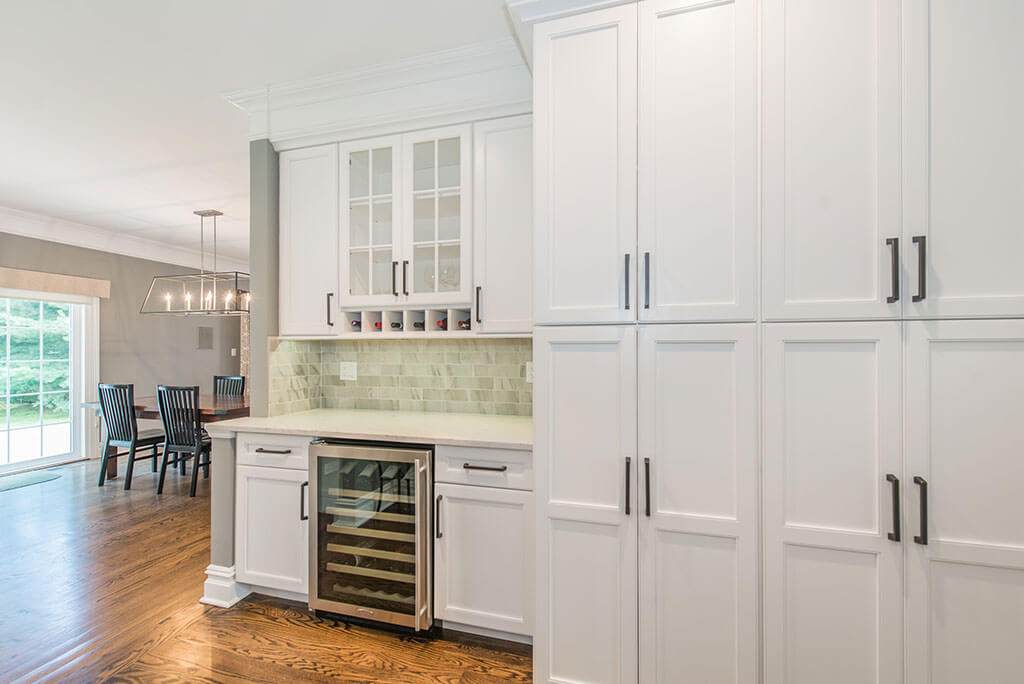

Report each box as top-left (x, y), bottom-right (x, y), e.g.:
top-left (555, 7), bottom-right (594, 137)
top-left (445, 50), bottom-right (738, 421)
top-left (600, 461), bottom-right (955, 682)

top-left (903, 0), bottom-right (1024, 318)
top-left (637, 324), bottom-right (758, 683)
top-left (638, 0), bottom-right (756, 322)
top-left (533, 326), bottom-right (638, 684)
top-left (235, 465), bottom-right (309, 594)
top-left (762, 0), bottom-right (901, 320)
top-left (279, 144), bottom-right (339, 335)
top-left (905, 320), bottom-right (1024, 684)
top-left (533, 5), bottom-right (638, 324)
top-left (763, 322), bottom-right (903, 684)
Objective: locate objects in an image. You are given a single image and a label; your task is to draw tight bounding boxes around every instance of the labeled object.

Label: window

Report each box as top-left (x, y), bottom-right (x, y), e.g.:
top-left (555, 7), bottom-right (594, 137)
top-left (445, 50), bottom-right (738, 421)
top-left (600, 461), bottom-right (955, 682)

top-left (0, 295), bottom-right (92, 470)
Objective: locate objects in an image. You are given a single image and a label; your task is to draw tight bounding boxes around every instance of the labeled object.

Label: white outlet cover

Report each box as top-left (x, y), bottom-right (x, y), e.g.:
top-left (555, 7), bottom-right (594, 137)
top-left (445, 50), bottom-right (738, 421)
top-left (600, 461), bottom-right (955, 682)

top-left (339, 361), bottom-right (357, 381)
top-left (526, 361), bottom-right (534, 384)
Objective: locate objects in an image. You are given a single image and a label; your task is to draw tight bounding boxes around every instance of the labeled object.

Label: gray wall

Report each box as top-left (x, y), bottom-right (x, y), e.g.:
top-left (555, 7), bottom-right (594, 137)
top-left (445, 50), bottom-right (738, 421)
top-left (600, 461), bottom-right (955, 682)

top-left (0, 232), bottom-right (240, 394)
top-left (248, 138), bottom-right (279, 417)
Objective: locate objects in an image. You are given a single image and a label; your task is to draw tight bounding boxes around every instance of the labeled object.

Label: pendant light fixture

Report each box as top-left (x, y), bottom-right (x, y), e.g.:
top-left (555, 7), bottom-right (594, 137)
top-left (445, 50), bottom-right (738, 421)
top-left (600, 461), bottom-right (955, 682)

top-left (140, 210), bottom-right (251, 315)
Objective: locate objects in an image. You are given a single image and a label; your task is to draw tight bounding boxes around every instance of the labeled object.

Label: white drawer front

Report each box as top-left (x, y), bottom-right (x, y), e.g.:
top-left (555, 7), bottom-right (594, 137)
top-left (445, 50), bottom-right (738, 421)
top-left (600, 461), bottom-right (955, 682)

top-left (435, 445), bottom-right (532, 490)
top-left (236, 433), bottom-right (312, 470)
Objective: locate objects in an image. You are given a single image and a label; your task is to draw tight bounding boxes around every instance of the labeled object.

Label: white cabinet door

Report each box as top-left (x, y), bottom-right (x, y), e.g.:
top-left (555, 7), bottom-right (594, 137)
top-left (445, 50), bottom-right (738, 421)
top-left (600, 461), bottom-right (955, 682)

top-left (534, 325), bottom-right (638, 684)
top-left (763, 322), bottom-right (903, 684)
top-left (472, 116), bottom-right (533, 334)
top-left (638, 0), bottom-right (756, 323)
top-left (533, 5), bottom-right (638, 324)
top-left (762, 0), bottom-right (902, 320)
top-left (402, 125), bottom-right (473, 306)
top-left (434, 482), bottom-right (533, 636)
top-left (903, 1), bottom-right (1024, 318)
top-left (637, 324), bottom-right (758, 684)
top-left (905, 320), bottom-right (1024, 684)
top-left (235, 464), bottom-right (309, 594)
top-left (339, 136), bottom-right (404, 308)
top-left (279, 144), bottom-right (339, 336)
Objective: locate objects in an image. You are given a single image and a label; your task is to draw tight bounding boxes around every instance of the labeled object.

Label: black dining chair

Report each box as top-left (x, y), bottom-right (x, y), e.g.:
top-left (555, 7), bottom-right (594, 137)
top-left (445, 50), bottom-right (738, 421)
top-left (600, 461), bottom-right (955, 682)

top-left (213, 375), bottom-right (245, 396)
top-left (97, 384), bottom-right (164, 490)
top-left (156, 385), bottom-right (211, 497)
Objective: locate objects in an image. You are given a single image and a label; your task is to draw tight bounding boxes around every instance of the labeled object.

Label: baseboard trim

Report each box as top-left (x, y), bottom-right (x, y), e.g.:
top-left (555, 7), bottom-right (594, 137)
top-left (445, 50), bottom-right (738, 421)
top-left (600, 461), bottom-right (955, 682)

top-left (200, 564), bottom-right (251, 608)
top-left (439, 620), bottom-right (532, 646)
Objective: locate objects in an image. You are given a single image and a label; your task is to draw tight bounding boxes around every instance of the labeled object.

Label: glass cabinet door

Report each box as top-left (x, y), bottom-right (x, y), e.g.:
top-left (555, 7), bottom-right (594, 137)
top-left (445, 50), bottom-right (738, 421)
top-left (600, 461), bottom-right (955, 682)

top-left (341, 137), bottom-right (401, 305)
top-left (404, 126), bottom-right (472, 305)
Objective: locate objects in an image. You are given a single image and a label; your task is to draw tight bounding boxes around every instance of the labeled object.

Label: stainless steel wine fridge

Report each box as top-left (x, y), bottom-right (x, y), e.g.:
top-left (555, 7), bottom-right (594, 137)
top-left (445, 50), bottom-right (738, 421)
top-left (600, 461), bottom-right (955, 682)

top-left (307, 440), bottom-right (433, 630)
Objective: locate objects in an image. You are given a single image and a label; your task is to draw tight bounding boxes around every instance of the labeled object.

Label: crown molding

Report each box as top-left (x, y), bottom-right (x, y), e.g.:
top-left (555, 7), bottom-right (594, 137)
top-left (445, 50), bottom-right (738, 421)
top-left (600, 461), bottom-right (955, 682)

top-left (224, 39), bottom-right (532, 150)
top-left (505, 0), bottom-right (637, 24)
top-left (0, 205), bottom-right (249, 273)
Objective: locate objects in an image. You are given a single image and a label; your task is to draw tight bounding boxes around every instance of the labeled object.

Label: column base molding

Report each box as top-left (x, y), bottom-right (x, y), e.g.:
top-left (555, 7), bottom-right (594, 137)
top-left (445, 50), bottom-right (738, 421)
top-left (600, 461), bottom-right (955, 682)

top-left (200, 564), bottom-right (251, 608)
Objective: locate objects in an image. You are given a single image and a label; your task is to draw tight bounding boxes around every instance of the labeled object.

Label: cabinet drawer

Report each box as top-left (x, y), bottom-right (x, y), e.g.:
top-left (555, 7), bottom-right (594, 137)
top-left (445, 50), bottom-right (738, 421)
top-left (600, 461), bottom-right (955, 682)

top-left (435, 445), bottom-right (532, 490)
top-left (236, 433), bottom-right (312, 470)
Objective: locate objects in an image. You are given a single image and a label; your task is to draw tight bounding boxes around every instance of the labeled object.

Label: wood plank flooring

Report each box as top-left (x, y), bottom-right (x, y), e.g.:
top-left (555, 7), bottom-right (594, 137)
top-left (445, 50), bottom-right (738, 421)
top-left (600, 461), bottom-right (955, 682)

top-left (0, 460), bottom-right (532, 683)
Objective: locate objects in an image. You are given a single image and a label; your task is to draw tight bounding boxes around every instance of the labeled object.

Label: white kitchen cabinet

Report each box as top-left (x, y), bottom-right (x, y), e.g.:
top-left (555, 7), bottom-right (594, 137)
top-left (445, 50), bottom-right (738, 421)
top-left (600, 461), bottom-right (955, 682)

top-left (533, 325), bottom-right (638, 683)
top-left (637, 0), bottom-right (756, 323)
top-left (637, 324), bottom-right (758, 684)
top-left (533, 4), bottom-right (638, 324)
top-left (279, 144), bottom-right (340, 335)
top-left (235, 464), bottom-right (309, 595)
top-left (434, 482), bottom-right (533, 636)
top-left (339, 135), bottom-right (403, 308)
top-left (905, 320), bottom-right (1024, 684)
top-left (763, 322), bottom-right (903, 684)
top-left (761, 0), bottom-right (902, 321)
top-left (902, 0), bottom-right (1024, 319)
top-left (472, 116), bottom-right (532, 334)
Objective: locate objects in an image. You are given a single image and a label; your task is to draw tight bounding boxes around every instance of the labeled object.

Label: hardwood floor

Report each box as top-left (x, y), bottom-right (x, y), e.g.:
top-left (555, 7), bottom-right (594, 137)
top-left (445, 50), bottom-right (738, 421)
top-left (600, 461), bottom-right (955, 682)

top-left (0, 460), bottom-right (532, 683)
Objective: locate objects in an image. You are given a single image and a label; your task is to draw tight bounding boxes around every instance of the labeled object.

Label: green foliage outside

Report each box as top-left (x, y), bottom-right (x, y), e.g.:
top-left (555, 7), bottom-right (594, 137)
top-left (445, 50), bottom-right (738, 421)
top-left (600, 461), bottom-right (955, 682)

top-left (1, 298), bottom-right (72, 429)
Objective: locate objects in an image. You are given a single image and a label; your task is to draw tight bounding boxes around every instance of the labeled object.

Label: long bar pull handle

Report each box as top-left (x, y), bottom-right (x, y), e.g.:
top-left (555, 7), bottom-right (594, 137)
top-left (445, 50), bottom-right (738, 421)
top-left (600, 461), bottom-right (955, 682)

top-left (913, 476), bottom-right (928, 545)
top-left (625, 457), bottom-right (632, 515)
top-left (643, 252), bottom-right (650, 310)
top-left (886, 474), bottom-right (901, 542)
top-left (475, 286), bottom-right (482, 324)
top-left (392, 261), bottom-right (399, 296)
top-left (912, 235), bottom-right (927, 302)
top-left (255, 447), bottom-right (292, 455)
top-left (886, 238), bottom-right (900, 303)
top-left (300, 481), bottom-right (309, 521)
top-left (463, 463), bottom-right (507, 472)
top-left (624, 253), bottom-right (631, 310)
top-left (402, 260), bottom-right (409, 296)
top-left (435, 494), bottom-right (443, 539)
top-left (326, 292), bottom-right (334, 327)
top-left (644, 457), bottom-right (651, 517)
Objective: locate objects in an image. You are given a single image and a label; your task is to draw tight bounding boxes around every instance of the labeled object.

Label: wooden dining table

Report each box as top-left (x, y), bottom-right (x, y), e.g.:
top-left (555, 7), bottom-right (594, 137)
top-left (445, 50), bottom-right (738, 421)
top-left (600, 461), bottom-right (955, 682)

top-left (82, 394), bottom-right (250, 479)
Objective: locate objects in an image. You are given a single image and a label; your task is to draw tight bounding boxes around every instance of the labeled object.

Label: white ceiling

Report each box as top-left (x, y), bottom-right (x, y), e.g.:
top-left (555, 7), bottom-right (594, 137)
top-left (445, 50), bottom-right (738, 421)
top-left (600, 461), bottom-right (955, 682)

top-left (0, 0), bottom-right (515, 267)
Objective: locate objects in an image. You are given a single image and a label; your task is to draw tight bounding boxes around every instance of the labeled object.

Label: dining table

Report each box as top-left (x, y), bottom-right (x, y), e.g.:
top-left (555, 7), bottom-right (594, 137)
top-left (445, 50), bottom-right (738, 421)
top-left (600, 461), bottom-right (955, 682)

top-left (82, 393), bottom-right (250, 480)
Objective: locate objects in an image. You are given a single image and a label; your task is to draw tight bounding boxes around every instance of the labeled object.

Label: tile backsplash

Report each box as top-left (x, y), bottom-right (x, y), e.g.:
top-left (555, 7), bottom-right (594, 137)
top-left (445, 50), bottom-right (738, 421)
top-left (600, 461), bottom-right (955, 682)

top-left (267, 338), bottom-right (532, 417)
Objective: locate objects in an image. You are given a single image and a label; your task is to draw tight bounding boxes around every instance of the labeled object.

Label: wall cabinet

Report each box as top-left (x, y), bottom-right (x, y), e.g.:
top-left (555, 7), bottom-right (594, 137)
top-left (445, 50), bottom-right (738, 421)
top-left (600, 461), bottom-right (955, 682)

top-left (472, 116), bottom-right (533, 334)
top-left (434, 482), bottom-right (533, 636)
top-left (279, 144), bottom-right (339, 335)
top-left (235, 464), bottom-right (309, 595)
top-left (762, 322), bottom-right (903, 684)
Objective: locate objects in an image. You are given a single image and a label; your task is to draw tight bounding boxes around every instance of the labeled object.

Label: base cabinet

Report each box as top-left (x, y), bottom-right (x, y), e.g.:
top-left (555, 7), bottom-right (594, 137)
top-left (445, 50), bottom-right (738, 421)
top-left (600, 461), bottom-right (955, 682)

top-left (434, 482), bottom-right (533, 636)
top-left (235, 464), bottom-right (309, 595)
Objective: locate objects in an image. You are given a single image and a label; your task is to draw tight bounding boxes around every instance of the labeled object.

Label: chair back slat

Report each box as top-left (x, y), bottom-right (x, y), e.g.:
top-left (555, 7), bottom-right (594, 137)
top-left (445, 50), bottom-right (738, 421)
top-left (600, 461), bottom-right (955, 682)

top-left (157, 385), bottom-right (202, 450)
top-left (98, 383), bottom-right (138, 443)
top-left (213, 375), bottom-right (245, 396)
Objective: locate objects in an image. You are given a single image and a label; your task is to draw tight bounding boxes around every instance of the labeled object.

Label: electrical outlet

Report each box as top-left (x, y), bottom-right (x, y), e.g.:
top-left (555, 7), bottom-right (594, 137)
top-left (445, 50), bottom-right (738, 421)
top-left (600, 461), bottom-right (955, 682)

top-left (230, 348), bottom-right (237, 357)
top-left (339, 361), bottom-right (357, 381)
top-left (525, 361), bottom-right (534, 384)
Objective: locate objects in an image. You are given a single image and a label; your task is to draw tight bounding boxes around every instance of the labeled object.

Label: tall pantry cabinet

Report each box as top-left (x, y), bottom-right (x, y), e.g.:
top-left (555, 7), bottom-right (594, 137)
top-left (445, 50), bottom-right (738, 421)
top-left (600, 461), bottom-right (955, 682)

top-left (523, 0), bottom-right (1024, 682)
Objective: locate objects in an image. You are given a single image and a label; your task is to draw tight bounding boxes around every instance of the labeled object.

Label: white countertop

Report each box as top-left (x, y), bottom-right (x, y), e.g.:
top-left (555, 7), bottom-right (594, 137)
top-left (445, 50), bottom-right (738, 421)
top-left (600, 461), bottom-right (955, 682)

top-left (206, 408), bottom-right (532, 450)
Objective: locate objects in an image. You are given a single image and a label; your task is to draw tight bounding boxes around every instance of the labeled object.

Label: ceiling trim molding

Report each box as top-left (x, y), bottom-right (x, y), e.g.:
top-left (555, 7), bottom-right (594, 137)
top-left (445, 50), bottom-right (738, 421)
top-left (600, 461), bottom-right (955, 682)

top-left (224, 38), bottom-right (532, 150)
top-left (0, 206), bottom-right (249, 273)
top-left (505, 0), bottom-right (637, 24)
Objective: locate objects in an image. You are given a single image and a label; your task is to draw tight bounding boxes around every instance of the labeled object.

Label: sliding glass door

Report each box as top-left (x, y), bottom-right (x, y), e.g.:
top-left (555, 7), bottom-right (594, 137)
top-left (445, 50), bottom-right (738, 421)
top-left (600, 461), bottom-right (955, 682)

top-left (0, 297), bottom-right (76, 470)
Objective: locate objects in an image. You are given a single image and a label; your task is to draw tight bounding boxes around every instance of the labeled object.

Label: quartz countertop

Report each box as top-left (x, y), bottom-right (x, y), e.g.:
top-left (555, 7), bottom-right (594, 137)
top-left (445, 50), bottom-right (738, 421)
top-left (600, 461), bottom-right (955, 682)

top-left (206, 408), bottom-right (532, 450)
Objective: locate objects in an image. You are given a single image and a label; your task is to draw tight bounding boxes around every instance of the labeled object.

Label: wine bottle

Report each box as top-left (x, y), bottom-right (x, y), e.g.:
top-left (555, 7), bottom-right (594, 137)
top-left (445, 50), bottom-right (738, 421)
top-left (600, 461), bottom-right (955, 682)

top-left (412, 320), bottom-right (425, 330)
top-left (437, 317), bottom-right (448, 330)
top-left (373, 321), bottom-right (382, 330)
top-left (350, 319), bottom-right (361, 329)
top-left (390, 321), bottom-right (403, 330)
top-left (457, 319), bottom-right (471, 330)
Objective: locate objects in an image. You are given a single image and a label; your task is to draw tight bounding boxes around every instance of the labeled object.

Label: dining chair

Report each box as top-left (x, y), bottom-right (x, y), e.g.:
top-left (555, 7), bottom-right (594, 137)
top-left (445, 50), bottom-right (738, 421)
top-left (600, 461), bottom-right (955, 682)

top-left (213, 375), bottom-right (245, 396)
top-left (97, 384), bottom-right (164, 490)
top-left (156, 385), bottom-right (211, 497)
